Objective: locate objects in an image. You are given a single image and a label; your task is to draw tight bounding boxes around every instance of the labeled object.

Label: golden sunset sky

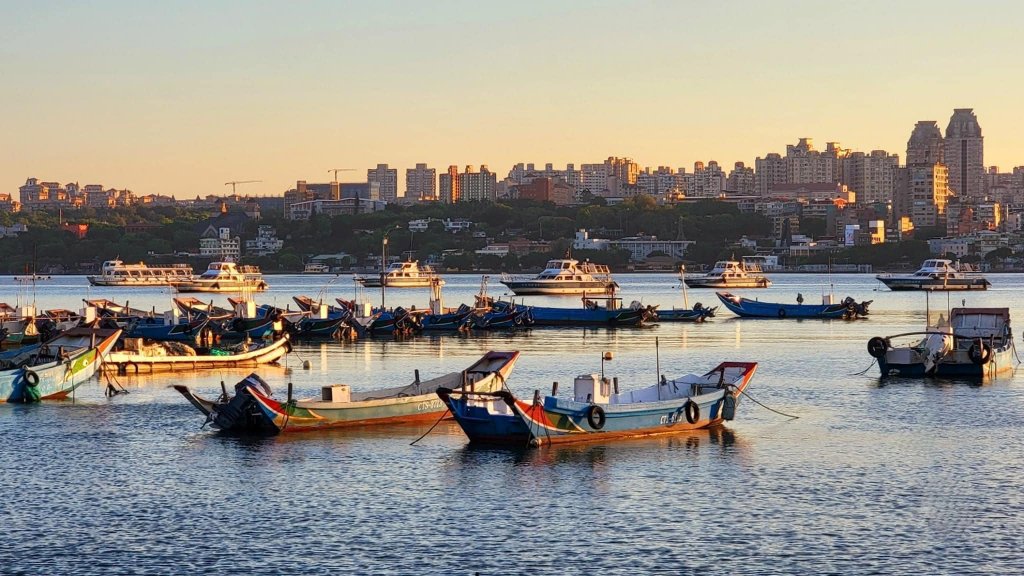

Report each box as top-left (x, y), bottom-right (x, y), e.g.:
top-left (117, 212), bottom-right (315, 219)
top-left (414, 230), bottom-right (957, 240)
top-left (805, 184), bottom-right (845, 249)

top-left (2, 0), bottom-right (1021, 198)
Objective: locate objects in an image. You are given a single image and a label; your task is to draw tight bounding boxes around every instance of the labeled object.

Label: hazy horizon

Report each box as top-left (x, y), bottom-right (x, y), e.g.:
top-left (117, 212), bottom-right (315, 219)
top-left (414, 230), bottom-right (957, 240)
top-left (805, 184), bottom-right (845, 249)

top-left (3, 0), bottom-right (1022, 198)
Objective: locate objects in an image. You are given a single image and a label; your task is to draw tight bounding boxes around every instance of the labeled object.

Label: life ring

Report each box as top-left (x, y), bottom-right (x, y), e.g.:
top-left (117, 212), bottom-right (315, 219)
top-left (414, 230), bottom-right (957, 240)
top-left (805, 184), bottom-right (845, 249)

top-left (683, 399), bottom-right (699, 424)
top-left (777, 308), bottom-right (787, 319)
top-left (24, 370), bottom-right (40, 387)
top-left (867, 336), bottom-right (888, 358)
top-left (586, 405), bottom-right (606, 430)
top-left (968, 342), bottom-right (992, 365)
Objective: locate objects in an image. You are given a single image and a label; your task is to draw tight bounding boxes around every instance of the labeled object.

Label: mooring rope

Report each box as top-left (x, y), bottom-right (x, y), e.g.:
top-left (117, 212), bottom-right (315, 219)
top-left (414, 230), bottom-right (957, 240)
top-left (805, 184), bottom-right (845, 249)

top-left (850, 358), bottom-right (877, 376)
top-left (409, 408), bottom-right (450, 446)
top-left (733, 386), bottom-right (800, 420)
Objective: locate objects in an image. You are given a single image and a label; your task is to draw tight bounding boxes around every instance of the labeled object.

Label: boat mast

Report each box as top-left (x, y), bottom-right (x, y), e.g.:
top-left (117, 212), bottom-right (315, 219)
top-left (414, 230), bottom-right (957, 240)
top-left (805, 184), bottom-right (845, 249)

top-left (655, 336), bottom-right (661, 401)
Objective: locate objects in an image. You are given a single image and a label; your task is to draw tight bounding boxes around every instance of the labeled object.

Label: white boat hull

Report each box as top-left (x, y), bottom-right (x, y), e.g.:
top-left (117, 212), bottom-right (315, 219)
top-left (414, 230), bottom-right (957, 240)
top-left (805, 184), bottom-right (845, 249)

top-left (500, 280), bottom-right (617, 295)
top-left (104, 336), bottom-right (291, 373)
top-left (685, 278), bottom-right (771, 289)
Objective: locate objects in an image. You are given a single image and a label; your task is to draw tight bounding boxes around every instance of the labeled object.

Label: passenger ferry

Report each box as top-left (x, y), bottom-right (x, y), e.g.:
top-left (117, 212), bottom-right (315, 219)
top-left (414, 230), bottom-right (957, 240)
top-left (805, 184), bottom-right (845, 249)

top-left (356, 261), bottom-right (444, 288)
top-left (684, 260), bottom-right (772, 289)
top-left (876, 259), bottom-right (990, 291)
top-left (87, 260), bottom-right (194, 287)
top-left (500, 258), bottom-right (618, 295)
top-left (303, 263), bottom-right (331, 274)
top-left (168, 262), bottom-right (268, 293)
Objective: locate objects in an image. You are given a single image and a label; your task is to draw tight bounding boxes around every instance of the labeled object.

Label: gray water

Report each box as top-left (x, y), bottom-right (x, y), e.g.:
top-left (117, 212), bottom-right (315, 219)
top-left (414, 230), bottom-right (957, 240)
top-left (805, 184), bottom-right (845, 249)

top-left (2, 274), bottom-right (1023, 575)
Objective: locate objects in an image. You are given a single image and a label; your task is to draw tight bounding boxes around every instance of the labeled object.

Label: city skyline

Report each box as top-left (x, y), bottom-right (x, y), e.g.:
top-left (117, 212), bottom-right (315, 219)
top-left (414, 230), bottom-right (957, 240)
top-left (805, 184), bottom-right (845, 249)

top-left (3, 1), bottom-right (1024, 198)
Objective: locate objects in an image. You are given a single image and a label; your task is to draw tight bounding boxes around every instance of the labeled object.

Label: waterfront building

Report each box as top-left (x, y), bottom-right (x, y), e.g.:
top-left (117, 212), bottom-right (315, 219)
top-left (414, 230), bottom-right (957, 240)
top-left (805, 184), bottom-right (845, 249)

top-left (944, 108), bottom-right (985, 199)
top-left (367, 163), bottom-right (399, 202)
top-left (199, 226), bottom-right (241, 259)
top-left (572, 229), bottom-right (694, 262)
top-left (245, 225), bottom-right (284, 256)
top-left (405, 163), bottom-right (436, 202)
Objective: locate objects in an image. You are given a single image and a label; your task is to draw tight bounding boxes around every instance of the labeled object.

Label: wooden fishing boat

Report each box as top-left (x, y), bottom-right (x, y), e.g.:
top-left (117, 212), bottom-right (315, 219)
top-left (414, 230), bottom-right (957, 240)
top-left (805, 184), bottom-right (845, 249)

top-left (867, 307), bottom-right (1013, 377)
top-left (0, 327), bottom-right (122, 403)
top-left (716, 292), bottom-right (871, 319)
top-left (104, 334), bottom-right (291, 374)
top-left (655, 305), bottom-right (716, 323)
top-left (173, 350), bottom-right (520, 433)
top-left (442, 360), bottom-right (757, 446)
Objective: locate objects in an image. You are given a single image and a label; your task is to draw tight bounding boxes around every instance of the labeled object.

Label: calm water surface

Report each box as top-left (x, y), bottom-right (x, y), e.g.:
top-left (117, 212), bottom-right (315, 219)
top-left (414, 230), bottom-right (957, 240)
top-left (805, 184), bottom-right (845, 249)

top-left (2, 274), bottom-right (1023, 574)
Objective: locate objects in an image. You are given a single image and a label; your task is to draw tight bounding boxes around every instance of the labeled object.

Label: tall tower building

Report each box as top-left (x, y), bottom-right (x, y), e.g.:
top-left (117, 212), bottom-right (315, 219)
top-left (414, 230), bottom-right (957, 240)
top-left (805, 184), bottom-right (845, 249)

top-left (944, 108), bottom-right (984, 199)
top-left (906, 121), bottom-right (944, 166)
top-left (755, 153), bottom-right (786, 196)
top-left (405, 163), bottom-right (436, 201)
top-left (439, 165), bottom-right (461, 204)
top-left (367, 163), bottom-right (399, 202)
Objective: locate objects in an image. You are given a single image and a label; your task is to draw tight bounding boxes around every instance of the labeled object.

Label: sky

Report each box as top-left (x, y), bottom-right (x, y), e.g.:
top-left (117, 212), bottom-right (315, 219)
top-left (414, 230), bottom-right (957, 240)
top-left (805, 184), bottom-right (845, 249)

top-left (2, 0), bottom-right (1022, 198)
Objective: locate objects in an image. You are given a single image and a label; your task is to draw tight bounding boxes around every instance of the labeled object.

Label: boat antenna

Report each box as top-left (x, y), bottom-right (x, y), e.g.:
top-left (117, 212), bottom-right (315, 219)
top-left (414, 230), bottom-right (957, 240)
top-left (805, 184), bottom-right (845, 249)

top-left (655, 336), bottom-right (661, 401)
top-left (679, 265), bottom-right (689, 309)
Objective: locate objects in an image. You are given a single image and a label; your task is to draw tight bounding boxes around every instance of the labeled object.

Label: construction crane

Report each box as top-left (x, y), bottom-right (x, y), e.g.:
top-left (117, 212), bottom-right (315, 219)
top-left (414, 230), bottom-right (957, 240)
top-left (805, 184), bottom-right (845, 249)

top-left (328, 168), bottom-right (356, 182)
top-left (224, 180), bottom-right (262, 194)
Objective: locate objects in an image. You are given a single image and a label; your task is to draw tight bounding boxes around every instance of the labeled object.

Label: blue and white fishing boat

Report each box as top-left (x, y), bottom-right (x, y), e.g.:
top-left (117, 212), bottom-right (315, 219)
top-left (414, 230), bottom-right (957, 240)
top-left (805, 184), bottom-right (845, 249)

top-left (716, 292), bottom-right (871, 319)
top-left (657, 266), bottom-right (717, 322)
top-left (470, 300), bottom-right (533, 330)
top-left (442, 358), bottom-right (758, 446)
top-left (125, 316), bottom-right (210, 342)
top-left (0, 327), bottom-right (122, 403)
top-left (528, 297), bottom-right (656, 327)
top-left (867, 307), bottom-right (1014, 378)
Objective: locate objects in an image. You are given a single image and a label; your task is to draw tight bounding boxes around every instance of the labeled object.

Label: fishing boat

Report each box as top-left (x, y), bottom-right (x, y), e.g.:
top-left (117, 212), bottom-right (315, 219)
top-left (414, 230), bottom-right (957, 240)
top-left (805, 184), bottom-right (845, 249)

top-left (355, 261), bottom-right (444, 288)
top-left (875, 259), bottom-right (990, 291)
top-left (470, 300), bottom-right (534, 329)
top-left (172, 350), bottom-right (520, 433)
top-left (125, 315), bottom-right (211, 342)
top-left (716, 292), bottom-right (871, 319)
top-left (0, 303), bottom-right (38, 344)
top-left (172, 297), bottom-right (233, 320)
top-left (168, 262), bottom-right (268, 293)
top-left (528, 297), bottom-right (656, 327)
top-left (0, 327), bottom-right (122, 403)
top-left (103, 334), bottom-right (291, 374)
top-left (500, 258), bottom-right (618, 295)
top-left (866, 307), bottom-right (1013, 377)
top-left (685, 260), bottom-right (771, 289)
top-left (440, 359), bottom-right (758, 446)
top-left (657, 265), bottom-right (717, 322)
top-left (87, 259), bottom-right (194, 287)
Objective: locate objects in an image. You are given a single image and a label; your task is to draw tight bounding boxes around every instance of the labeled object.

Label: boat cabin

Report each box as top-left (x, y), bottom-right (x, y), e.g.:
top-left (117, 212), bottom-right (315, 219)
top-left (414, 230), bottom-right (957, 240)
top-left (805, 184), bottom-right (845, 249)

top-left (705, 260), bottom-right (760, 279)
top-left (535, 259), bottom-right (612, 281)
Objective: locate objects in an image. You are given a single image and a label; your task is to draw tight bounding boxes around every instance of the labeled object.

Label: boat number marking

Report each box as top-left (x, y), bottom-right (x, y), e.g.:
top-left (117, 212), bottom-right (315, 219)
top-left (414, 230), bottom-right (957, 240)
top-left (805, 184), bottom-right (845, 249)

top-left (417, 400), bottom-right (443, 412)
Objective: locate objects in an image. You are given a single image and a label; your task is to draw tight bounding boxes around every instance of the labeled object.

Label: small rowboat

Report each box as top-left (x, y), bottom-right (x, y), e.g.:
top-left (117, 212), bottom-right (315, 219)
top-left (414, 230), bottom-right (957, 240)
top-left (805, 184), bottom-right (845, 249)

top-left (104, 334), bottom-right (291, 374)
top-left (0, 327), bottom-right (122, 403)
top-left (441, 360), bottom-right (757, 446)
top-left (716, 292), bottom-right (871, 319)
top-left (173, 350), bottom-right (520, 433)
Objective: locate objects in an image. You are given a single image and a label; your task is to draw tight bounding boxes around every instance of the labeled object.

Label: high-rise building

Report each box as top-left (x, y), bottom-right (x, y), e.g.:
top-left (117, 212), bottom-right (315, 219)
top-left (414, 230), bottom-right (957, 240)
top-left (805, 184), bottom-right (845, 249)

top-left (439, 165), bottom-right (460, 204)
top-left (785, 138), bottom-right (835, 184)
top-left (894, 163), bottom-right (949, 228)
top-left (842, 150), bottom-right (899, 205)
top-left (405, 163), bottom-right (436, 202)
top-left (727, 162), bottom-right (755, 195)
top-left (457, 165), bottom-right (497, 202)
top-left (906, 121), bottom-right (944, 166)
top-left (367, 163), bottom-right (398, 202)
top-left (755, 153), bottom-right (786, 197)
top-left (687, 161), bottom-right (726, 198)
top-left (944, 108), bottom-right (984, 199)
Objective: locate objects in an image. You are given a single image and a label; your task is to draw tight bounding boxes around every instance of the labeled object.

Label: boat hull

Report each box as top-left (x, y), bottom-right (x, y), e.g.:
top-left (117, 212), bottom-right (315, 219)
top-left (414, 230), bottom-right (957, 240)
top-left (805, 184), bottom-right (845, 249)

top-left (437, 389), bottom-right (533, 445)
top-left (685, 278), bottom-right (771, 289)
top-left (876, 277), bottom-right (990, 291)
top-left (0, 328), bottom-right (122, 403)
top-left (878, 346), bottom-right (1014, 378)
top-left (717, 293), bottom-right (849, 319)
top-left (528, 305), bottom-right (648, 326)
top-left (499, 280), bottom-right (617, 295)
top-left (104, 336), bottom-right (291, 373)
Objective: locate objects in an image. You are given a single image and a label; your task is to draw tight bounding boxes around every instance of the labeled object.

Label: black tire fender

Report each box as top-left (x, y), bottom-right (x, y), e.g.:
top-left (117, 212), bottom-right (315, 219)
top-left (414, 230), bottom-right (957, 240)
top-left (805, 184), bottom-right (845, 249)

top-left (683, 399), bottom-right (699, 425)
top-left (586, 405), bottom-right (606, 430)
top-left (968, 342), bottom-right (992, 365)
top-left (777, 308), bottom-right (787, 319)
top-left (867, 336), bottom-right (888, 358)
top-left (24, 369), bottom-right (40, 387)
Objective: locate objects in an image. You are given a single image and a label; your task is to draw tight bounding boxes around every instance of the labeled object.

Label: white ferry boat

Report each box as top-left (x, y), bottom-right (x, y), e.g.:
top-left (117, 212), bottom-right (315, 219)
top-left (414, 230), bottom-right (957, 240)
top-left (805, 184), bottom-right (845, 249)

top-left (87, 260), bottom-right (194, 287)
top-left (356, 261), bottom-right (445, 288)
top-left (876, 259), bottom-right (990, 291)
top-left (303, 263), bottom-right (331, 274)
top-left (685, 260), bottom-right (772, 289)
top-left (168, 262), bottom-right (268, 293)
top-left (500, 258), bottom-right (618, 295)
